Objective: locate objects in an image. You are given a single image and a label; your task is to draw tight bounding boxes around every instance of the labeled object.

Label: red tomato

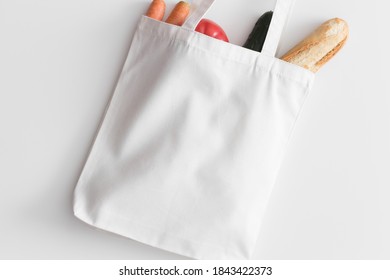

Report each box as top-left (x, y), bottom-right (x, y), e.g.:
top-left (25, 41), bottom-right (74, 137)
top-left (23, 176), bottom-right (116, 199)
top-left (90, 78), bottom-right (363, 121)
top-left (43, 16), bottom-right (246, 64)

top-left (195, 19), bottom-right (229, 42)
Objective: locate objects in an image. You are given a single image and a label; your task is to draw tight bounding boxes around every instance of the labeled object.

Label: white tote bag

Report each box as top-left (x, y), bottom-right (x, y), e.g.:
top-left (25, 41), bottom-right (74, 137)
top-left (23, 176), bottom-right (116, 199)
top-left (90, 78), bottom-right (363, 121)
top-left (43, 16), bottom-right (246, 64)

top-left (74, 0), bottom-right (314, 259)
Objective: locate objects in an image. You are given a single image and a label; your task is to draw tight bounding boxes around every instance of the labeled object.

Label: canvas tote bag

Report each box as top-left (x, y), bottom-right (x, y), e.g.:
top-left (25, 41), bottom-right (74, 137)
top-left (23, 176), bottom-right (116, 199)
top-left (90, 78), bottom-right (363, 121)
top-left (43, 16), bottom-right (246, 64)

top-left (73, 0), bottom-right (315, 259)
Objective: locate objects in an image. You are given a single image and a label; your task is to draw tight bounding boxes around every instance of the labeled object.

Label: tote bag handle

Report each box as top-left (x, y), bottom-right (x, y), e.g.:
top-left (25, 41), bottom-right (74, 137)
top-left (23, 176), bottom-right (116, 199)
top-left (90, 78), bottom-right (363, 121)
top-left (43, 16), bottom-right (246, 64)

top-left (182, 0), bottom-right (295, 57)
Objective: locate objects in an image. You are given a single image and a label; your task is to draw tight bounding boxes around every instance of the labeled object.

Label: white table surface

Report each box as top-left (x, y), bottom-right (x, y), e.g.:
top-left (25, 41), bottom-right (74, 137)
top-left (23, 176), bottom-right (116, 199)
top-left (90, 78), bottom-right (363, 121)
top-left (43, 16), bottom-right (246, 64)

top-left (1, 0), bottom-right (389, 259)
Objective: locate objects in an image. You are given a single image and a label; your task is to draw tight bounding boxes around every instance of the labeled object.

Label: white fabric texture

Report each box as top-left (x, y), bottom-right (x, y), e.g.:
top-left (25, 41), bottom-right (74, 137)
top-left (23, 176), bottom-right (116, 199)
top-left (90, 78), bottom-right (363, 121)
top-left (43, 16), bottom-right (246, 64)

top-left (73, 0), bottom-right (315, 259)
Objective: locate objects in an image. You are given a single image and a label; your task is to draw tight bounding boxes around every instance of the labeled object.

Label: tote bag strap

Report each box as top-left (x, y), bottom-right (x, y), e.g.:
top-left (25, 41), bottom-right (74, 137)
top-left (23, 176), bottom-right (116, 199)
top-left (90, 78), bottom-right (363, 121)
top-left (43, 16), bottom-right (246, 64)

top-left (183, 0), bottom-right (295, 58)
top-left (261, 0), bottom-right (295, 57)
top-left (182, 0), bottom-right (216, 30)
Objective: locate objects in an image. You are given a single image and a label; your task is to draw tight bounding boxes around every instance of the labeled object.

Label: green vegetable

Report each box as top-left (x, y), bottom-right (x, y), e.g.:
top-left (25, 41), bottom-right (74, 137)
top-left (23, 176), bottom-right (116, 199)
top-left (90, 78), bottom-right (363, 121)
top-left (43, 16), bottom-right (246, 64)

top-left (243, 11), bottom-right (273, 52)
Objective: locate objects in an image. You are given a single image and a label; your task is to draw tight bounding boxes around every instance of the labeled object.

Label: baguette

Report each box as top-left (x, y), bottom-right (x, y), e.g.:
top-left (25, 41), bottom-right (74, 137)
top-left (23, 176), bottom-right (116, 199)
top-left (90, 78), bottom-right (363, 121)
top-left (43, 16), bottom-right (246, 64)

top-left (281, 18), bottom-right (349, 73)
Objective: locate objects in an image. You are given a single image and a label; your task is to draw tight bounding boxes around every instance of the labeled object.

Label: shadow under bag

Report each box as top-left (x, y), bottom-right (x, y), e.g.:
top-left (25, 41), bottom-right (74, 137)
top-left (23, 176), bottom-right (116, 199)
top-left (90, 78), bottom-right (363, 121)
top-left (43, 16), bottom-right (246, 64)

top-left (73, 0), bottom-right (315, 259)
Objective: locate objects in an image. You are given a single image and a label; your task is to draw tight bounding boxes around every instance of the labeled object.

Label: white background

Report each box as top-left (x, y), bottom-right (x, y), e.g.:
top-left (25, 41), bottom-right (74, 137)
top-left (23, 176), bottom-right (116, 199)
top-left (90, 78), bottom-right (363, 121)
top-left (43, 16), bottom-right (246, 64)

top-left (0, 0), bottom-right (389, 259)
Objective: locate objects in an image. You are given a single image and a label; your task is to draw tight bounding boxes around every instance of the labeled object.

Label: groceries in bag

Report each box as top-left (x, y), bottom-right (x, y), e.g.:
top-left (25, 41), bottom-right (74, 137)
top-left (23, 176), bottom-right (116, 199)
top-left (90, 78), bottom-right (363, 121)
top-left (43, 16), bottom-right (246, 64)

top-left (145, 1), bottom-right (349, 72)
